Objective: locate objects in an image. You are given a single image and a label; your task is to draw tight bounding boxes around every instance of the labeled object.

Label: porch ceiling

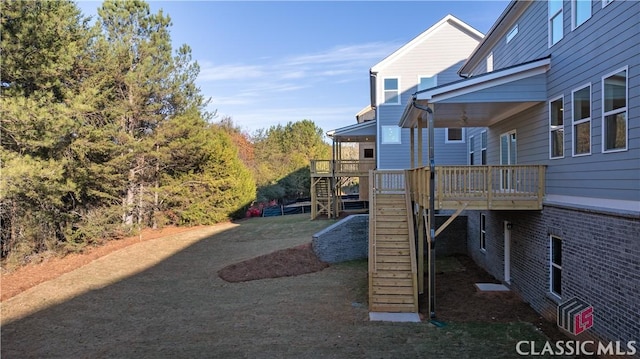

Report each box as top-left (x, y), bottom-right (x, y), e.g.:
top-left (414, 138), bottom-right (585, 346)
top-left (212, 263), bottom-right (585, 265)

top-left (327, 120), bottom-right (376, 142)
top-left (399, 56), bottom-right (551, 128)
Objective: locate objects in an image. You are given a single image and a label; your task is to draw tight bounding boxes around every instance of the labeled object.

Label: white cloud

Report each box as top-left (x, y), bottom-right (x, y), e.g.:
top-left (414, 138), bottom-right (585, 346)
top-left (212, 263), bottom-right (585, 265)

top-left (198, 62), bottom-right (265, 81)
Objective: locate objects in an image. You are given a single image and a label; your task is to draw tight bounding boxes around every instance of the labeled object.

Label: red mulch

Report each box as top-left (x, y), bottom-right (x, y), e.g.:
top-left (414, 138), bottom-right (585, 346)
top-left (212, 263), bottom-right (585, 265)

top-left (218, 243), bottom-right (330, 282)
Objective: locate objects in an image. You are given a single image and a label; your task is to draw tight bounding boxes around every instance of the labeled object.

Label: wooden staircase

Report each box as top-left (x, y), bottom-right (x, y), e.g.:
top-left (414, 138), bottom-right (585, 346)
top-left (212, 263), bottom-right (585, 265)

top-left (369, 172), bottom-right (418, 313)
top-left (311, 176), bottom-right (332, 218)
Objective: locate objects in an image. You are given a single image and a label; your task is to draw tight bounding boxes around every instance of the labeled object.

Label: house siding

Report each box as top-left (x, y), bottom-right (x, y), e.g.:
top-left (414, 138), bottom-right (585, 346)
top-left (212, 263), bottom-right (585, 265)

top-left (376, 19), bottom-right (481, 169)
top-left (459, 0), bottom-right (640, 349)
top-left (466, 207), bottom-right (640, 346)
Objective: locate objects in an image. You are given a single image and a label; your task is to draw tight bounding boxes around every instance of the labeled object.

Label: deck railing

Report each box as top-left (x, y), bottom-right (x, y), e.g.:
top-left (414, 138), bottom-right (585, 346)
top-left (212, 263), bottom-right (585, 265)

top-left (310, 159), bottom-right (376, 176)
top-left (398, 165), bottom-right (545, 210)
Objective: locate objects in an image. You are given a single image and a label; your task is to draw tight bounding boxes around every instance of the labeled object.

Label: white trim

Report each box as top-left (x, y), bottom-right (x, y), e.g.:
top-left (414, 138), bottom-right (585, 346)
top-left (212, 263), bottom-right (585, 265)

top-left (549, 95), bottom-right (565, 159)
top-left (572, 0), bottom-right (592, 30)
top-left (504, 221), bottom-right (511, 285)
top-left (446, 128), bottom-right (465, 143)
top-left (469, 135), bottom-right (475, 165)
top-left (549, 235), bottom-right (562, 298)
top-left (486, 52), bottom-right (494, 72)
top-left (544, 194), bottom-right (640, 214)
top-left (481, 130), bottom-right (487, 165)
top-left (506, 24), bottom-right (518, 43)
top-left (601, 66), bottom-right (628, 153)
top-left (381, 77), bottom-right (401, 105)
top-left (549, 0), bottom-right (564, 47)
top-left (571, 83), bottom-right (592, 157)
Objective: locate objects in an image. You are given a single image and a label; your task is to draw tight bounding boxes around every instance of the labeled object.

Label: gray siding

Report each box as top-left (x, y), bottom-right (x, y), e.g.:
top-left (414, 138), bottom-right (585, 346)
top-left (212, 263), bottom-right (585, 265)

top-left (466, 1), bottom-right (640, 204)
top-left (376, 19), bottom-right (481, 169)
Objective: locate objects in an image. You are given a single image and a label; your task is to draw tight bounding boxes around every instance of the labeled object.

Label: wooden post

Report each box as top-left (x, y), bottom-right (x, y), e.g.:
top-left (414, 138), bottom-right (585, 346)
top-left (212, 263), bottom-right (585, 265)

top-left (418, 205), bottom-right (425, 294)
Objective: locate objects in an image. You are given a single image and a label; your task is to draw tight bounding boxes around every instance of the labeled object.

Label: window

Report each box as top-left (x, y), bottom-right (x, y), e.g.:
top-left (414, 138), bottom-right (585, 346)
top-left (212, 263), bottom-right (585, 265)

top-left (486, 52), bottom-right (494, 72)
top-left (383, 78), bottom-right (400, 104)
top-left (602, 68), bottom-right (628, 152)
top-left (549, 96), bottom-right (564, 159)
top-left (550, 235), bottom-right (562, 297)
top-left (481, 131), bottom-right (487, 165)
top-left (381, 126), bottom-right (401, 144)
top-left (506, 24), bottom-right (518, 43)
top-left (573, 0), bottom-right (592, 28)
top-left (549, 0), bottom-right (564, 46)
top-left (602, 0), bottom-right (613, 7)
top-left (446, 128), bottom-right (464, 143)
top-left (572, 85), bottom-right (591, 156)
top-left (364, 148), bottom-right (374, 158)
top-left (480, 214), bottom-right (487, 251)
top-left (469, 136), bottom-right (475, 165)
top-left (418, 75), bottom-right (437, 91)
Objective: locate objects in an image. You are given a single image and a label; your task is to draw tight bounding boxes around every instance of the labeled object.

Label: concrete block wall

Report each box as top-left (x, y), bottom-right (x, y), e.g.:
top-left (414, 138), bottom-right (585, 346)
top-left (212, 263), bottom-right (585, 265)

top-left (312, 214), bottom-right (368, 263)
top-left (466, 206), bottom-right (640, 346)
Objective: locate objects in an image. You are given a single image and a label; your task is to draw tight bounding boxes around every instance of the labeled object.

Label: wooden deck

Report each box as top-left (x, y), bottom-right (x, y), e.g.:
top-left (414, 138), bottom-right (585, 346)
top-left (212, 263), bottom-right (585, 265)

top-left (310, 159), bottom-right (376, 177)
top-left (367, 166), bottom-right (545, 315)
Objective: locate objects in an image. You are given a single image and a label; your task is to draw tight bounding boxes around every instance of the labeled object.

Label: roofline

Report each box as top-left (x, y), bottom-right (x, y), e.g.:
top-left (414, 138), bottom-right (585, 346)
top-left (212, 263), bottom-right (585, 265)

top-left (458, 1), bottom-right (531, 76)
top-left (371, 14), bottom-right (484, 73)
top-left (417, 56), bottom-right (551, 101)
top-left (327, 120), bottom-right (376, 137)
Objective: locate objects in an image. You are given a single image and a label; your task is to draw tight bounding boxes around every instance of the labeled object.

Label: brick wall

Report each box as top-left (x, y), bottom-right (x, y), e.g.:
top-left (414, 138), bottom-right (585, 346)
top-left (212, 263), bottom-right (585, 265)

top-left (466, 206), bottom-right (640, 346)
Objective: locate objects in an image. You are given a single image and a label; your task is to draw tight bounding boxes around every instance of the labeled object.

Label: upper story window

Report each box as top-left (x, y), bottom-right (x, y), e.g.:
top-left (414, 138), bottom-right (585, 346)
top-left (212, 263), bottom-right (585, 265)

top-left (602, 67), bottom-right (628, 152)
top-left (381, 125), bottom-right (401, 144)
top-left (418, 75), bottom-right (437, 91)
top-left (481, 131), bottom-right (487, 165)
top-left (446, 128), bottom-right (464, 143)
top-left (572, 84), bottom-right (591, 156)
top-left (549, 96), bottom-right (565, 159)
top-left (573, 0), bottom-right (592, 29)
top-left (506, 24), bottom-right (518, 43)
top-left (549, 0), bottom-right (564, 46)
top-left (602, 0), bottom-right (613, 7)
top-left (383, 78), bottom-right (400, 105)
top-left (486, 52), bottom-right (494, 72)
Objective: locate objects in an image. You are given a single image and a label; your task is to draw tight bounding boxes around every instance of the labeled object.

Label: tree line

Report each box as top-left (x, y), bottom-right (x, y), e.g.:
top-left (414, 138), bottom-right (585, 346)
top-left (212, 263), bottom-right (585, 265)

top-left (0, 0), bottom-right (330, 267)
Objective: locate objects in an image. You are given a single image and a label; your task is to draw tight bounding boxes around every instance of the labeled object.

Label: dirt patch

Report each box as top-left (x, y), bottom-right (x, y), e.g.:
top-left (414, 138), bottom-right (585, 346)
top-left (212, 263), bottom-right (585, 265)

top-left (425, 254), bottom-right (571, 344)
top-left (1, 225), bottom-right (206, 301)
top-left (218, 242), bottom-right (329, 282)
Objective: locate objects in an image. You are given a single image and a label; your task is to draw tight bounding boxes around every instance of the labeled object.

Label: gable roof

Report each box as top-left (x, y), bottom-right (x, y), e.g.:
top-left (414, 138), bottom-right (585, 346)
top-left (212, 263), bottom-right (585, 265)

top-left (327, 120), bottom-right (376, 142)
top-left (370, 14), bottom-right (484, 73)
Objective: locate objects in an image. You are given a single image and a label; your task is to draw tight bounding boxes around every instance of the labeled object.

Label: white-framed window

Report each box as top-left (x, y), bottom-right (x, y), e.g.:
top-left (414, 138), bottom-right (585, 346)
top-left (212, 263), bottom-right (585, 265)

top-left (602, 0), bottom-right (613, 8)
top-left (549, 0), bottom-right (564, 46)
top-left (446, 128), bottom-right (464, 143)
top-left (573, 0), bottom-right (592, 29)
top-left (506, 24), bottom-right (518, 43)
top-left (572, 84), bottom-right (591, 156)
top-left (487, 52), bottom-right (494, 72)
top-left (550, 235), bottom-right (562, 297)
top-left (602, 67), bottom-right (628, 153)
top-left (549, 96), bottom-right (565, 159)
top-left (469, 135), bottom-right (475, 165)
top-left (381, 125), bottom-right (401, 144)
top-left (383, 77), bottom-right (400, 105)
top-left (480, 214), bottom-right (487, 251)
top-left (481, 130), bottom-right (487, 165)
top-left (418, 75), bottom-right (437, 91)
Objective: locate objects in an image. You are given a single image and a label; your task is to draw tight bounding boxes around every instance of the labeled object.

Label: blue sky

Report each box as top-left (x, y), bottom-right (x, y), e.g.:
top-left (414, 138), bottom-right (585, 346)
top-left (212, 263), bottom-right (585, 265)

top-left (77, 1), bottom-right (510, 137)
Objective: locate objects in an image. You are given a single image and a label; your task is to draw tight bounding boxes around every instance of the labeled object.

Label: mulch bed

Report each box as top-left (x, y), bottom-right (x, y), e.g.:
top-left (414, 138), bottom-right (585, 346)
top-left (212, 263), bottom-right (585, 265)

top-left (217, 243), bottom-right (330, 282)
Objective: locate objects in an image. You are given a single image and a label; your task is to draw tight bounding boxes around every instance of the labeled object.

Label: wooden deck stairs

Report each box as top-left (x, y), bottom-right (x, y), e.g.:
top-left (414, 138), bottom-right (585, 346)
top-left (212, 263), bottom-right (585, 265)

top-left (368, 186), bottom-right (419, 313)
top-left (311, 176), bottom-right (333, 218)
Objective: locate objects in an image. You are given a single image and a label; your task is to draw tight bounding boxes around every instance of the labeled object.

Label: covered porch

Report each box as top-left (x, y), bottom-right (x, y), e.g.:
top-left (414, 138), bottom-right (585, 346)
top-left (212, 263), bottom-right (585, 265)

top-left (369, 57), bottom-right (551, 319)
